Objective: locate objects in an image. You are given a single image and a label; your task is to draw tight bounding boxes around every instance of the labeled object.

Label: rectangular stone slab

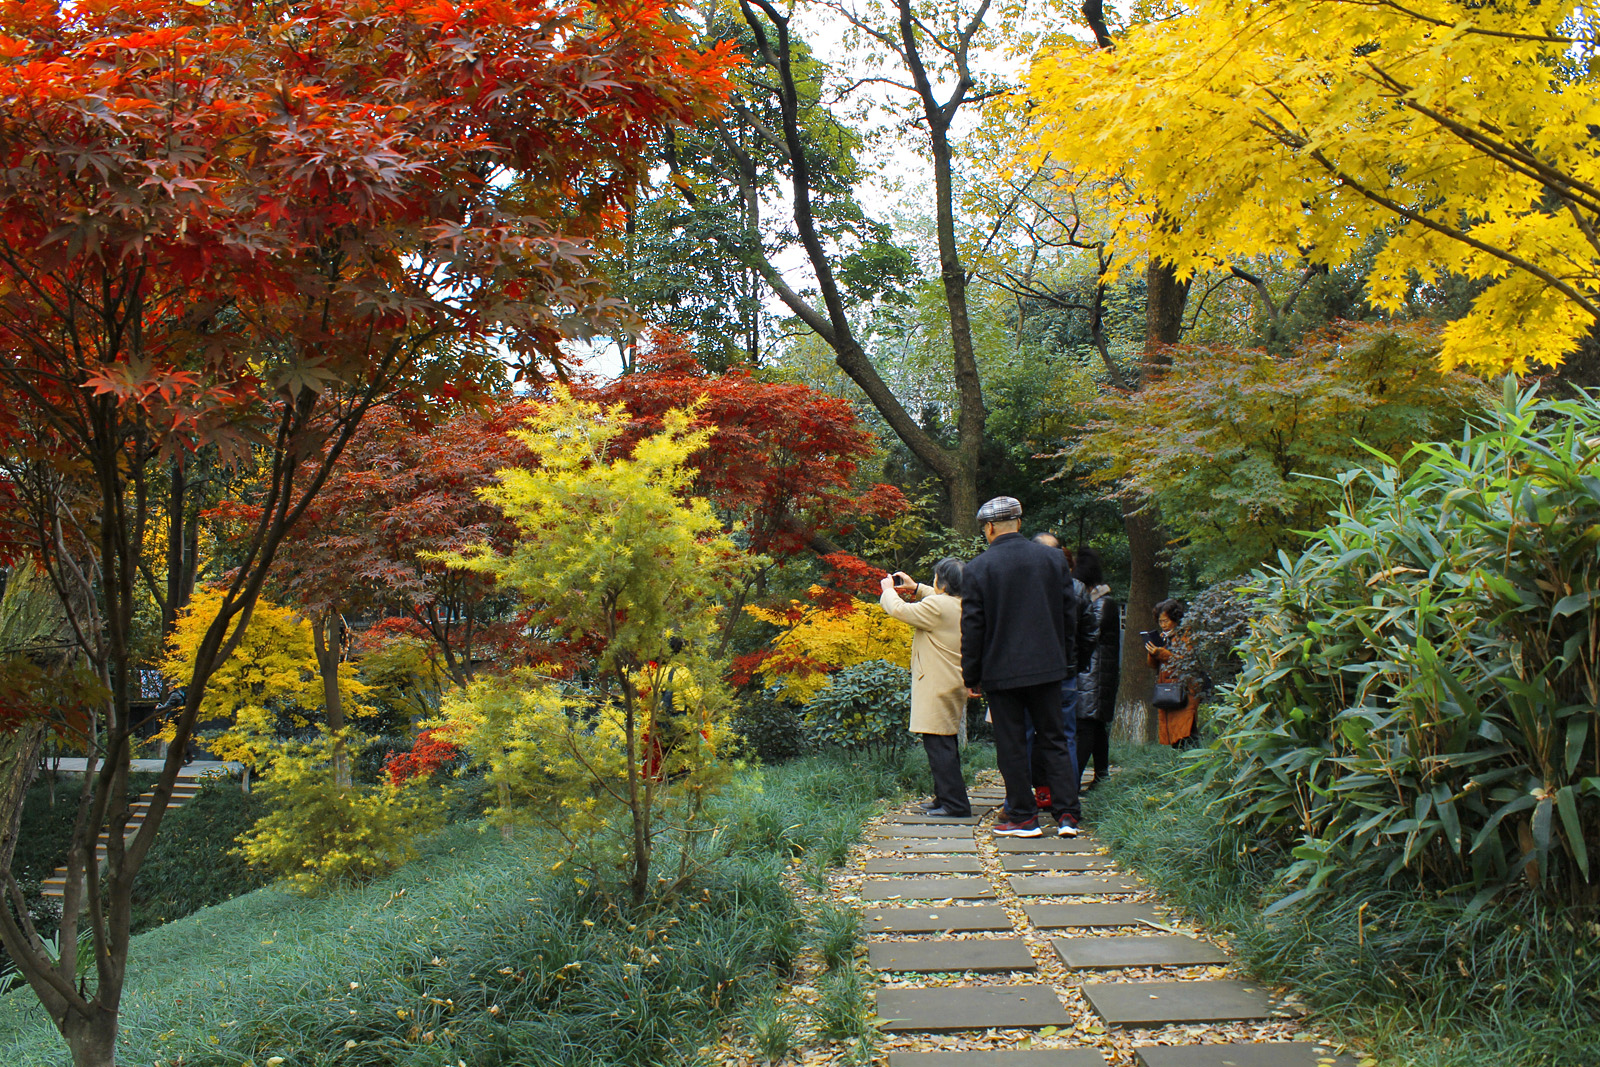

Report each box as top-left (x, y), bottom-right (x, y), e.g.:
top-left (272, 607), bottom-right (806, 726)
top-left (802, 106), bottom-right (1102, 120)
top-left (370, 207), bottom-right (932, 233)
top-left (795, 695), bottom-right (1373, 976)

top-left (891, 813), bottom-right (984, 825)
top-left (864, 877), bottom-right (996, 901)
top-left (1010, 874), bottom-right (1144, 896)
top-left (1002, 854), bottom-right (1114, 872)
top-left (892, 839), bottom-right (980, 854)
top-left (1053, 935), bottom-right (1229, 969)
top-left (890, 1052), bottom-right (1108, 1067)
top-left (869, 938), bottom-right (1035, 973)
top-left (1135, 1044), bottom-right (1357, 1067)
top-left (995, 836), bottom-right (1104, 853)
top-left (874, 984), bottom-right (1072, 1032)
top-left (872, 824), bottom-right (977, 839)
top-left (1083, 980), bottom-right (1283, 1026)
top-left (1024, 904), bottom-right (1164, 929)
top-left (865, 855), bottom-right (983, 874)
top-left (866, 906), bottom-right (1013, 933)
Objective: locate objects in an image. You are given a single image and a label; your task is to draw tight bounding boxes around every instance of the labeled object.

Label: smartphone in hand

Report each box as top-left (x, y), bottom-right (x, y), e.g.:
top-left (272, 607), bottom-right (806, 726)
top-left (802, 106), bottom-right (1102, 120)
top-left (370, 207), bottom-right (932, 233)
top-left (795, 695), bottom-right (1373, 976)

top-left (1140, 630), bottom-right (1166, 647)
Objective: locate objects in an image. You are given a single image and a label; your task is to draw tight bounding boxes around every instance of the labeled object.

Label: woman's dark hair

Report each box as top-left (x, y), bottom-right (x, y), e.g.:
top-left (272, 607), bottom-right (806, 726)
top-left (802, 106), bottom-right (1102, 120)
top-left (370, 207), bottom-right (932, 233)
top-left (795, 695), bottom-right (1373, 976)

top-left (1154, 597), bottom-right (1185, 626)
top-left (1073, 546), bottom-right (1104, 588)
top-left (933, 556), bottom-right (964, 597)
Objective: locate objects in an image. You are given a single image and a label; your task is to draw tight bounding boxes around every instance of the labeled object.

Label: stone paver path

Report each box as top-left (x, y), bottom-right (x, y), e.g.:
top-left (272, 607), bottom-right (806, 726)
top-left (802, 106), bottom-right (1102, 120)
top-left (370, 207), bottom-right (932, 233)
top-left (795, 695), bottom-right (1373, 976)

top-left (843, 776), bottom-right (1363, 1066)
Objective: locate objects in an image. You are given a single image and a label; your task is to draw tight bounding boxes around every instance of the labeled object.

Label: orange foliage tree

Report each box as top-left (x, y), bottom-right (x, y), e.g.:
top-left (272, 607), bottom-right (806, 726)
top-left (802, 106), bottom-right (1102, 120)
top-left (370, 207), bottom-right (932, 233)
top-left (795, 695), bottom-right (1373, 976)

top-left (0, 1), bottom-right (730, 1062)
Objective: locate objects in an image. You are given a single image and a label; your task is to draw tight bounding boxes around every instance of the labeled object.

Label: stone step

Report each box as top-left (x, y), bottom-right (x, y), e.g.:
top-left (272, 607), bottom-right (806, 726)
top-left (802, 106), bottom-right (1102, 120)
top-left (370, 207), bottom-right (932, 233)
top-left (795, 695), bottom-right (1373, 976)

top-left (891, 1052), bottom-right (1108, 1067)
top-left (995, 836), bottom-right (1103, 853)
top-left (871, 824), bottom-right (977, 839)
top-left (1082, 980), bottom-right (1294, 1027)
top-left (865, 856), bottom-right (984, 875)
top-left (886, 839), bottom-right (980, 854)
top-left (1053, 935), bottom-right (1230, 970)
top-left (870, 938), bottom-right (1036, 974)
top-left (874, 984), bottom-right (1073, 1033)
top-left (1002, 854), bottom-right (1116, 872)
top-left (863, 877), bottom-right (996, 901)
top-left (1009, 874), bottom-right (1144, 896)
top-left (1134, 1044), bottom-right (1356, 1067)
top-left (890, 813), bottom-right (984, 825)
top-left (1024, 903), bottom-right (1166, 929)
top-left (866, 906), bottom-right (1013, 933)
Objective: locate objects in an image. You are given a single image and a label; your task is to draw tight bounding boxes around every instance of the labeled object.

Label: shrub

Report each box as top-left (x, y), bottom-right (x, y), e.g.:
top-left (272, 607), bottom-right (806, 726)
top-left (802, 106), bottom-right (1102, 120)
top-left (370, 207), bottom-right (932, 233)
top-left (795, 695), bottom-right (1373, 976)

top-left (234, 732), bottom-right (445, 893)
top-left (1172, 578), bottom-right (1262, 699)
top-left (730, 688), bottom-right (810, 763)
top-left (1206, 380), bottom-right (1600, 910)
top-left (803, 660), bottom-right (912, 755)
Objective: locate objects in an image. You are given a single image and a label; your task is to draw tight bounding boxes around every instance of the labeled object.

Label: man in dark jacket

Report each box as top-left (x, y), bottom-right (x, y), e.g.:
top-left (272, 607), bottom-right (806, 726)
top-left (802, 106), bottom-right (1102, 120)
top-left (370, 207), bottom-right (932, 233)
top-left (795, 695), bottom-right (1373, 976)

top-left (962, 496), bottom-right (1094, 837)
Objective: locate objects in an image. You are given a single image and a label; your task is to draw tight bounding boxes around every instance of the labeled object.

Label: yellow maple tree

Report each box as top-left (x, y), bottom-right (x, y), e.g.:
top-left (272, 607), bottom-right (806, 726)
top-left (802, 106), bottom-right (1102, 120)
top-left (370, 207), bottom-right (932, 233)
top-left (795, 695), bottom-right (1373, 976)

top-left (1027, 1), bottom-right (1599, 374)
top-left (746, 591), bottom-right (912, 704)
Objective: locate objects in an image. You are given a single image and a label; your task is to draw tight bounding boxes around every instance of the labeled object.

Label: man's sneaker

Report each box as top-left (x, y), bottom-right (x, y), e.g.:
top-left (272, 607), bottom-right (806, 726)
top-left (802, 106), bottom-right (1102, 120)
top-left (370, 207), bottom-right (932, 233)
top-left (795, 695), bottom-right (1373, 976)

top-left (1034, 785), bottom-right (1052, 809)
top-left (1057, 813), bottom-right (1081, 838)
top-left (994, 817), bottom-right (1043, 838)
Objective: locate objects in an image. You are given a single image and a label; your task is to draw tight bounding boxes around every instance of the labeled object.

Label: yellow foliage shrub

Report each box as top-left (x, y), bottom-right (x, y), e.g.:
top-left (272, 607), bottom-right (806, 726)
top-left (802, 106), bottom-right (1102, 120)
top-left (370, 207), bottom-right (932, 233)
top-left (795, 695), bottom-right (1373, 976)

top-left (745, 592), bottom-right (911, 704)
top-left (233, 731), bottom-right (444, 893)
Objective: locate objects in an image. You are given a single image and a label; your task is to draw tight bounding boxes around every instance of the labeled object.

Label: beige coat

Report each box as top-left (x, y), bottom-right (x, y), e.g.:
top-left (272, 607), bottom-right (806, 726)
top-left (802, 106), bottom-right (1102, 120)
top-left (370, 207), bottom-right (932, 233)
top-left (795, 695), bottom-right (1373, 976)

top-left (879, 584), bottom-right (966, 735)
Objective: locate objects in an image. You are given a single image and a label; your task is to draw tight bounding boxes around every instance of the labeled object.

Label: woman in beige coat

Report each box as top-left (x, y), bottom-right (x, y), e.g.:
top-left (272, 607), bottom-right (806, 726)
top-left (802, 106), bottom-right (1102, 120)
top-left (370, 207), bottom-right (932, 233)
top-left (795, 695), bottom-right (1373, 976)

top-left (878, 557), bottom-right (970, 817)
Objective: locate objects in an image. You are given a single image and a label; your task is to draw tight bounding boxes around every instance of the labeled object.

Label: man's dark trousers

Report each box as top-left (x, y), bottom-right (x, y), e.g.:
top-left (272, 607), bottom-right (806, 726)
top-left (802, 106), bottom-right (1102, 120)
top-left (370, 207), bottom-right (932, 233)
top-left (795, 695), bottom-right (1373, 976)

top-left (920, 733), bottom-right (971, 816)
top-left (1029, 677), bottom-right (1080, 793)
top-left (989, 680), bottom-right (1079, 822)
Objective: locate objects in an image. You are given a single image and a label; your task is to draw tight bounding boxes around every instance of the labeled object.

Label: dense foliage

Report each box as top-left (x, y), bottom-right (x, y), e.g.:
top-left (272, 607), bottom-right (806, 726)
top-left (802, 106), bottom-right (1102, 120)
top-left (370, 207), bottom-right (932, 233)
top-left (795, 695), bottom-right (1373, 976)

top-left (1096, 745), bottom-right (1600, 1067)
top-left (803, 660), bottom-right (914, 755)
top-left (434, 391), bottom-right (749, 902)
top-left (1206, 382), bottom-right (1600, 909)
top-left (1029, 0), bottom-right (1600, 374)
top-left (1065, 322), bottom-right (1487, 575)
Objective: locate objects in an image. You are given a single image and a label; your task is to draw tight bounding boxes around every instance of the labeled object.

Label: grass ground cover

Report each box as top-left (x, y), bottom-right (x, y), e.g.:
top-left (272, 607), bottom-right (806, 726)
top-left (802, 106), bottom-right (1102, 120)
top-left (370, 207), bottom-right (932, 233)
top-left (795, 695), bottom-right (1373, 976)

top-left (1093, 743), bottom-right (1600, 1067)
top-left (0, 750), bottom-right (918, 1067)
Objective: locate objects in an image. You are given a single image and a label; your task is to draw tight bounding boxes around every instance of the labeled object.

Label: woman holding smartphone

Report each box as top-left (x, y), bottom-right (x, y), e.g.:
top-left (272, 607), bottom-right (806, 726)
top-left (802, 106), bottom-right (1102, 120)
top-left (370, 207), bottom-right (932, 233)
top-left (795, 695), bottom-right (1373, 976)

top-left (879, 559), bottom-right (971, 817)
top-left (1145, 598), bottom-right (1199, 747)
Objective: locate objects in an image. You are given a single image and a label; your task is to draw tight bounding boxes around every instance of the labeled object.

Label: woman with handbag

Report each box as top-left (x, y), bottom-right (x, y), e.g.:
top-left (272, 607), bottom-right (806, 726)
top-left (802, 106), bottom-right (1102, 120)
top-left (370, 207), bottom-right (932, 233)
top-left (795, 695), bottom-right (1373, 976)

top-left (1145, 598), bottom-right (1199, 747)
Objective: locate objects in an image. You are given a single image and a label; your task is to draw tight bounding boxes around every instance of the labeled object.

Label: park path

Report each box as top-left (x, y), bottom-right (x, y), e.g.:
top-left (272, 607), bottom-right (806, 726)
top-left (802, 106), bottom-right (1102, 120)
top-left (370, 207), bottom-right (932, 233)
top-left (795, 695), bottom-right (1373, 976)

top-left (839, 779), bottom-right (1364, 1067)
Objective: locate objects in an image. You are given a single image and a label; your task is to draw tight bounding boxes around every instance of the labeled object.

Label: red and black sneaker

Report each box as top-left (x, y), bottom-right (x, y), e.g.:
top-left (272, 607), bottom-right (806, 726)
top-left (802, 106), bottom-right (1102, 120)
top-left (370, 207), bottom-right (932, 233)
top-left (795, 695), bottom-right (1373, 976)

top-left (1057, 813), bottom-right (1081, 838)
top-left (993, 816), bottom-right (1043, 838)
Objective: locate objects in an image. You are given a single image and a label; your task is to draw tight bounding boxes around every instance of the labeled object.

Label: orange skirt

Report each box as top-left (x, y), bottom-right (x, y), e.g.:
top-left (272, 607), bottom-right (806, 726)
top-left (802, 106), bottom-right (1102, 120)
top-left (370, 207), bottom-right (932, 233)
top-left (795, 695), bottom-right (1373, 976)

top-left (1158, 705), bottom-right (1196, 746)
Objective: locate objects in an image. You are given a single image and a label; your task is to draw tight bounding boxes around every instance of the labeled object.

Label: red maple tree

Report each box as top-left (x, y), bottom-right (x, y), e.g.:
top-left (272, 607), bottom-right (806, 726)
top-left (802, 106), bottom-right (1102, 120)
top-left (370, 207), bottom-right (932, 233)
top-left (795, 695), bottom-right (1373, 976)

top-left (0, 2), bottom-right (731, 1063)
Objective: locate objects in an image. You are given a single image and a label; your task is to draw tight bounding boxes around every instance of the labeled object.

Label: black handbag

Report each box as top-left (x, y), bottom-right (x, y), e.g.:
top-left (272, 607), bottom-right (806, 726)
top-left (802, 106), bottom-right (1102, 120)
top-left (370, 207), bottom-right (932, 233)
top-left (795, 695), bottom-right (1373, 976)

top-left (1152, 681), bottom-right (1187, 710)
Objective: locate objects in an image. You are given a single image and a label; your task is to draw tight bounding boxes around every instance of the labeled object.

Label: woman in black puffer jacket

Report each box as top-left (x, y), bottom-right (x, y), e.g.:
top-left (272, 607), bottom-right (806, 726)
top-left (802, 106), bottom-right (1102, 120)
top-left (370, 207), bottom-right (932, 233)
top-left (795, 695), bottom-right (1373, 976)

top-left (1073, 547), bottom-right (1119, 788)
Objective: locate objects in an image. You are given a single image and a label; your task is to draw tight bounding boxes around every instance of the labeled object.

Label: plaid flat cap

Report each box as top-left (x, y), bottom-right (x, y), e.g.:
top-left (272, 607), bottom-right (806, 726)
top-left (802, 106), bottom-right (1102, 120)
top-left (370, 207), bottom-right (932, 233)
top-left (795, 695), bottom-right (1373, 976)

top-left (976, 495), bottom-right (1023, 523)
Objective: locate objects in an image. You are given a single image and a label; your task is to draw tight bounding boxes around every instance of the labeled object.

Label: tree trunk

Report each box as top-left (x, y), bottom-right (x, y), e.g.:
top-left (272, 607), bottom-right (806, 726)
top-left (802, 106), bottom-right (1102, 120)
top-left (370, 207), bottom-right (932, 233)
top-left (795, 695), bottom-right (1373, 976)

top-left (1116, 502), bottom-right (1170, 742)
top-left (62, 1007), bottom-right (118, 1067)
top-left (1116, 259), bottom-right (1190, 742)
top-left (313, 610), bottom-right (349, 787)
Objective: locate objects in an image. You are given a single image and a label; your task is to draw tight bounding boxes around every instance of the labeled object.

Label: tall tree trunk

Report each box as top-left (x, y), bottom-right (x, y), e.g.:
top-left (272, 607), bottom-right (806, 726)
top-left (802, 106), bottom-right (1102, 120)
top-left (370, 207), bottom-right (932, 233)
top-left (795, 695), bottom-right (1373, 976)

top-left (1116, 502), bottom-right (1170, 741)
top-left (313, 610), bottom-right (349, 787)
top-left (1116, 259), bottom-right (1190, 741)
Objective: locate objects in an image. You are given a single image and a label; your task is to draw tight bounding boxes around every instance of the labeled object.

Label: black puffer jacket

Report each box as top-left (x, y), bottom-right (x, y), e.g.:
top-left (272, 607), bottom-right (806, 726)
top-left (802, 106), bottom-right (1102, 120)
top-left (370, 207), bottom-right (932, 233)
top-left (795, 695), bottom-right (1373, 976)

top-left (960, 533), bottom-right (1093, 691)
top-left (1076, 586), bottom-right (1120, 723)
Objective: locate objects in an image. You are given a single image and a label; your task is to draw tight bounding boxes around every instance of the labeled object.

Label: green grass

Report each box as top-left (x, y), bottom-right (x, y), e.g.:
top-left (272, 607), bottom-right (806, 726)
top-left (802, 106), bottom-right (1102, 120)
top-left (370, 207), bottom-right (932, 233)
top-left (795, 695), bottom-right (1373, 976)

top-left (1092, 743), bottom-right (1600, 1067)
top-left (129, 781), bottom-right (271, 935)
top-left (0, 750), bottom-right (913, 1067)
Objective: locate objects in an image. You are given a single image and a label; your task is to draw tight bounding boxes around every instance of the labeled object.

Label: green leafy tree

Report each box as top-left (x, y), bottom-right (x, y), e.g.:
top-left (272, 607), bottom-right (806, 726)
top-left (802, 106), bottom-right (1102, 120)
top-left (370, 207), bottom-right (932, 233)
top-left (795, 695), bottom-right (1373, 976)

top-left (434, 390), bottom-right (752, 904)
top-left (1063, 322), bottom-right (1488, 577)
